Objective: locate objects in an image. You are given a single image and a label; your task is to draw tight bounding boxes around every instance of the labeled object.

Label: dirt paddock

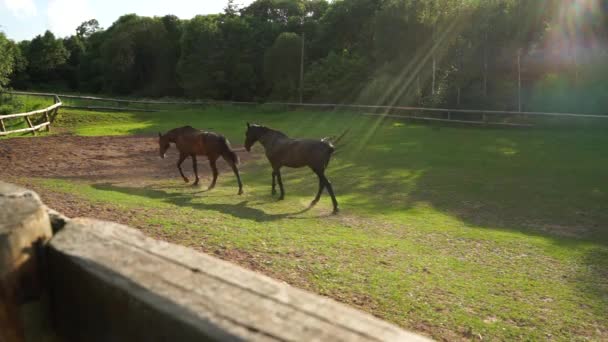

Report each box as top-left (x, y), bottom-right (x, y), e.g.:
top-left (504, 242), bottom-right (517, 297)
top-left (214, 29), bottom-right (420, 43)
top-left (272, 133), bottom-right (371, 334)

top-left (0, 134), bottom-right (255, 219)
top-left (0, 134), bottom-right (253, 180)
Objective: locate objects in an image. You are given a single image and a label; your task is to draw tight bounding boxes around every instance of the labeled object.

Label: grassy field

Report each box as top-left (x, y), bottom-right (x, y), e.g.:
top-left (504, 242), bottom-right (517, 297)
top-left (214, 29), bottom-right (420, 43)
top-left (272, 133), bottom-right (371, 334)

top-left (5, 102), bottom-right (608, 340)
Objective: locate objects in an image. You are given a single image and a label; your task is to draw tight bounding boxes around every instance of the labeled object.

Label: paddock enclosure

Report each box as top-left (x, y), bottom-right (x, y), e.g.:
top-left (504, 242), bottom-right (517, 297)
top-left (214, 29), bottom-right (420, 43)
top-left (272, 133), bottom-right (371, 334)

top-left (1, 93), bottom-right (607, 341)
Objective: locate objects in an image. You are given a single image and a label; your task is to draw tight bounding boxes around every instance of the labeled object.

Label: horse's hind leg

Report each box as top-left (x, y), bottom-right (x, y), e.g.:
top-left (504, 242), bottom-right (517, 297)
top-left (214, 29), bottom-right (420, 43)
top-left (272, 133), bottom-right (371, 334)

top-left (322, 175), bottom-right (339, 214)
top-left (271, 172), bottom-right (277, 195)
top-left (225, 158), bottom-right (243, 195)
top-left (177, 153), bottom-right (189, 183)
top-left (208, 157), bottom-right (219, 190)
top-left (191, 154), bottom-right (200, 186)
top-left (310, 170), bottom-right (325, 207)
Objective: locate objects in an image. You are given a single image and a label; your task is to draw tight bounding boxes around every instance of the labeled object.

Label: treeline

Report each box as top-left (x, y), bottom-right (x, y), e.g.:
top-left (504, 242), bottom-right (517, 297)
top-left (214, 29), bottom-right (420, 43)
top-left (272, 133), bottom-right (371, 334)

top-left (1, 0), bottom-right (607, 113)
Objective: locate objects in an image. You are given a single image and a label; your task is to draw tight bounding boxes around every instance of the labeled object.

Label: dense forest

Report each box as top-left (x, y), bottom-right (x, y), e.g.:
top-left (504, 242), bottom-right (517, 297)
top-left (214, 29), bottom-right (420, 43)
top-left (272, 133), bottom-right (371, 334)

top-left (1, 0), bottom-right (607, 113)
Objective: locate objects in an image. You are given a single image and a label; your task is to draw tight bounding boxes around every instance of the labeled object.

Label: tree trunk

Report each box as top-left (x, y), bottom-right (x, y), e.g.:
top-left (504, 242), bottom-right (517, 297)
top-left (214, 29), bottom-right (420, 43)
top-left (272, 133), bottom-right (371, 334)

top-left (483, 30), bottom-right (488, 99)
top-left (299, 33), bottom-right (305, 104)
top-left (517, 48), bottom-right (522, 112)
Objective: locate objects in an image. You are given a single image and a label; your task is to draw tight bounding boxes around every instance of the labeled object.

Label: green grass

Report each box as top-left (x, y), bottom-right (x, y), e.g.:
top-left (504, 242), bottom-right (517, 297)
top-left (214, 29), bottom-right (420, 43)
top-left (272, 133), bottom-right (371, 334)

top-left (13, 105), bottom-right (608, 340)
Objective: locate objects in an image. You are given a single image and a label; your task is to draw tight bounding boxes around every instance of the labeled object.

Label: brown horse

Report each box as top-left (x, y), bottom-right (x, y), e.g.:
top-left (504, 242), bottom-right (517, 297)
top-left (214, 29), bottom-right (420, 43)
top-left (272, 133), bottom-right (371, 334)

top-left (159, 126), bottom-right (243, 194)
top-left (244, 123), bottom-right (346, 214)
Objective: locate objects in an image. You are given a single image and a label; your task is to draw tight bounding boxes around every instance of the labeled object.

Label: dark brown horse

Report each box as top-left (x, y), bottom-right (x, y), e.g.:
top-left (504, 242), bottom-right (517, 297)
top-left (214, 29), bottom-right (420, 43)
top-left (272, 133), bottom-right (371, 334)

top-left (159, 126), bottom-right (243, 194)
top-left (244, 123), bottom-right (346, 214)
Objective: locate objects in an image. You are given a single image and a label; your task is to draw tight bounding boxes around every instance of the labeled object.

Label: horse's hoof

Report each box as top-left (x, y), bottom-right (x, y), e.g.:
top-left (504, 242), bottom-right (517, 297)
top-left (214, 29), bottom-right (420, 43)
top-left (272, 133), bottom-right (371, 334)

top-left (278, 196), bottom-right (285, 201)
top-left (332, 208), bottom-right (340, 215)
top-left (238, 189), bottom-right (244, 195)
top-left (183, 178), bottom-right (190, 183)
top-left (192, 182), bottom-right (200, 187)
top-left (309, 200), bottom-right (319, 208)
top-left (207, 185), bottom-right (215, 191)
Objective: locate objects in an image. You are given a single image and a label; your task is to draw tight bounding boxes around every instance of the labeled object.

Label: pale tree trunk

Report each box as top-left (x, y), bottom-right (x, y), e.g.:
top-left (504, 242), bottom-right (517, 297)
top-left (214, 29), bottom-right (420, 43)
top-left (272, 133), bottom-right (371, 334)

top-left (299, 33), bottom-right (305, 104)
top-left (573, 45), bottom-right (579, 85)
top-left (432, 57), bottom-right (436, 95)
top-left (483, 30), bottom-right (488, 99)
top-left (517, 48), bottom-right (522, 112)
top-left (431, 26), bottom-right (437, 95)
top-left (417, 76), bottom-right (421, 104)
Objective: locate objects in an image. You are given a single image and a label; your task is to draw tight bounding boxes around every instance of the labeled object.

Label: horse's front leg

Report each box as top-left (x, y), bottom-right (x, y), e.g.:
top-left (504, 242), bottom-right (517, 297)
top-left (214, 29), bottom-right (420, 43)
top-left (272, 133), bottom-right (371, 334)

top-left (177, 153), bottom-right (189, 183)
top-left (271, 172), bottom-right (277, 195)
top-left (191, 154), bottom-right (200, 186)
top-left (275, 168), bottom-right (285, 200)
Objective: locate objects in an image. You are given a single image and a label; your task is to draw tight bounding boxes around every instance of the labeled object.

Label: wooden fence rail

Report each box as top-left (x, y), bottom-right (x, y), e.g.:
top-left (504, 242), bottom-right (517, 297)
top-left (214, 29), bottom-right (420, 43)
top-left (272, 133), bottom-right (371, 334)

top-left (0, 96), bottom-right (62, 136)
top-left (5, 91), bottom-right (608, 127)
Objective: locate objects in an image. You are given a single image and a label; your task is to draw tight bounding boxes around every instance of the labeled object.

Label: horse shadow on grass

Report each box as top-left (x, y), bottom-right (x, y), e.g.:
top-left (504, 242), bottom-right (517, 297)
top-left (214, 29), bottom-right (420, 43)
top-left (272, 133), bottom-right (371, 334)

top-left (92, 182), bottom-right (312, 222)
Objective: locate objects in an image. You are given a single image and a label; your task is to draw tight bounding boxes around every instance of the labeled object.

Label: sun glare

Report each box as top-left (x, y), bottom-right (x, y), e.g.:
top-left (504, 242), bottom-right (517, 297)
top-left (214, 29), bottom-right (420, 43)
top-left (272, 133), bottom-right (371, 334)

top-left (545, 0), bottom-right (606, 61)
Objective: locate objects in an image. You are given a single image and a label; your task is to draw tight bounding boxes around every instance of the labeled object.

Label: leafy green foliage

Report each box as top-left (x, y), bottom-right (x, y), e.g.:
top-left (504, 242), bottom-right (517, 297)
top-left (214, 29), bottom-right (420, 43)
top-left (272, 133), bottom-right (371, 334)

top-left (0, 32), bottom-right (17, 90)
top-left (76, 19), bottom-right (101, 39)
top-left (4, 0), bottom-right (608, 113)
top-left (264, 32), bottom-right (302, 100)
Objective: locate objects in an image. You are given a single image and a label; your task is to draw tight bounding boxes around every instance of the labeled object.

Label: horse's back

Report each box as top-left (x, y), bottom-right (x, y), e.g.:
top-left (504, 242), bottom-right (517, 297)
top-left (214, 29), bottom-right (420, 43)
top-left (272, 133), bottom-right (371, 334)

top-left (276, 138), bottom-right (334, 168)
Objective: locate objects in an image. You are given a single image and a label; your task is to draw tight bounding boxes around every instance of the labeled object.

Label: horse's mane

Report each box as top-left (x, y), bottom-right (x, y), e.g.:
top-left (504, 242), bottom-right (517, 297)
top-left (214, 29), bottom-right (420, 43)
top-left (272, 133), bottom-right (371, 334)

top-left (261, 126), bottom-right (288, 139)
top-left (164, 126), bottom-right (196, 142)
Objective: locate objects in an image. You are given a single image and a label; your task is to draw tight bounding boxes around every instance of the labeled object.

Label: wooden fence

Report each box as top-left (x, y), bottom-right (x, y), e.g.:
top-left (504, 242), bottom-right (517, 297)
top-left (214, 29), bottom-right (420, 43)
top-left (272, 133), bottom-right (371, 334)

top-left (0, 95), bottom-right (62, 136)
top-left (6, 91), bottom-right (608, 127)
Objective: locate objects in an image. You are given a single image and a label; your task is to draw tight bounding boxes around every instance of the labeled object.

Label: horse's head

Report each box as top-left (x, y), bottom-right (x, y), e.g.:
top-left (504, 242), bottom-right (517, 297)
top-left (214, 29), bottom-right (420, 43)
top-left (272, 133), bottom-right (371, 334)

top-left (158, 132), bottom-right (170, 159)
top-left (244, 122), bottom-right (264, 152)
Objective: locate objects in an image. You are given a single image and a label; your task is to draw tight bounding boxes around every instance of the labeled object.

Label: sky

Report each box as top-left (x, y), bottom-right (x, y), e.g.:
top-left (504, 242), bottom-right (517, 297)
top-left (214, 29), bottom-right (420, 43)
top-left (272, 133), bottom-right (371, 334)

top-left (0, 0), bottom-right (255, 41)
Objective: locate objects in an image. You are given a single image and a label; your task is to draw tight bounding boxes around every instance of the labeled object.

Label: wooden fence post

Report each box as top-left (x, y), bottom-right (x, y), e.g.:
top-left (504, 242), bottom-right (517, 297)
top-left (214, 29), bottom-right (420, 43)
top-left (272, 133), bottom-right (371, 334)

top-left (0, 119), bottom-right (5, 132)
top-left (25, 117), bottom-right (36, 136)
top-left (44, 109), bottom-right (51, 132)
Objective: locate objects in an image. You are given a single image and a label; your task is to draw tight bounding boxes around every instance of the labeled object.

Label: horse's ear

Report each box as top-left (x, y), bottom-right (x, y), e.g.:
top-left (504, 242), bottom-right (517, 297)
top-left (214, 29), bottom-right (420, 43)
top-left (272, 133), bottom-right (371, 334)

top-left (246, 122), bottom-right (250, 128)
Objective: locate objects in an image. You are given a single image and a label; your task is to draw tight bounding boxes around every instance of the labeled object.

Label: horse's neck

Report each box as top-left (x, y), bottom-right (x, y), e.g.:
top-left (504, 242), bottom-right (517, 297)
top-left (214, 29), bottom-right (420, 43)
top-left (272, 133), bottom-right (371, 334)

top-left (259, 130), bottom-right (288, 150)
top-left (165, 130), bottom-right (179, 143)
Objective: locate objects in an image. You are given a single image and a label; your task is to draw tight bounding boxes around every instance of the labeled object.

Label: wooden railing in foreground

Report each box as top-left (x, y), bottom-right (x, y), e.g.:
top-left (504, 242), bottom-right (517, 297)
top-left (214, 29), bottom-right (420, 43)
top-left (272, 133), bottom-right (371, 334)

top-left (0, 95), bottom-right (62, 136)
top-left (7, 90), bottom-right (608, 127)
top-left (1, 181), bottom-right (432, 342)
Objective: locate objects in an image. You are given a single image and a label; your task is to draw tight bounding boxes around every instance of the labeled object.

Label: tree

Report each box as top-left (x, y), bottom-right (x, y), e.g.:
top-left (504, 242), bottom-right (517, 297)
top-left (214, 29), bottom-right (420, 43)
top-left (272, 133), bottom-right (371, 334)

top-left (0, 32), bottom-right (16, 90)
top-left (264, 32), bottom-right (301, 100)
top-left (100, 15), bottom-right (181, 96)
top-left (177, 15), bottom-right (224, 98)
top-left (25, 31), bottom-right (69, 85)
top-left (76, 19), bottom-right (101, 39)
top-left (61, 36), bottom-right (86, 89)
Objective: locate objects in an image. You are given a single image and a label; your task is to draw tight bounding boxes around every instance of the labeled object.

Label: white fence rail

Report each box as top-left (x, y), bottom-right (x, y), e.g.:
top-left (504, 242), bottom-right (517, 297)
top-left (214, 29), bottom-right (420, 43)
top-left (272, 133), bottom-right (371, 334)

top-left (6, 91), bottom-right (608, 128)
top-left (0, 95), bottom-right (62, 136)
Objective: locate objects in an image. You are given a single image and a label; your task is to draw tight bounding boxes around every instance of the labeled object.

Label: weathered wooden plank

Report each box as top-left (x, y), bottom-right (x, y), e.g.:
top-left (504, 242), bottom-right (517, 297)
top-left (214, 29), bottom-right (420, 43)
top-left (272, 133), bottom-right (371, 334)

top-left (62, 105), bottom-right (159, 112)
top-left (6, 90), bottom-right (607, 119)
top-left (0, 119), bottom-right (5, 132)
top-left (0, 122), bottom-right (50, 136)
top-left (0, 103), bottom-right (61, 120)
top-left (361, 113), bottom-right (533, 127)
top-left (49, 219), bottom-right (431, 342)
top-left (0, 182), bottom-right (53, 342)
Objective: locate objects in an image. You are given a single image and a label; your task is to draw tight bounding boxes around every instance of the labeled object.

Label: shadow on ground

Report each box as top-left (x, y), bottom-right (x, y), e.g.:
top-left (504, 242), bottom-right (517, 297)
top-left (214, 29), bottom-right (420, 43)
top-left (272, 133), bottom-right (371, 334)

top-left (92, 182), bottom-right (313, 222)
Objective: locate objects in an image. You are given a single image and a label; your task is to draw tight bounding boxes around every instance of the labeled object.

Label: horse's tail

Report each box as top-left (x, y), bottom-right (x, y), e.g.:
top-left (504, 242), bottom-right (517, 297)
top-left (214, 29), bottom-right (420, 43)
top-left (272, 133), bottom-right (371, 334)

top-left (322, 127), bottom-right (350, 153)
top-left (219, 135), bottom-right (240, 165)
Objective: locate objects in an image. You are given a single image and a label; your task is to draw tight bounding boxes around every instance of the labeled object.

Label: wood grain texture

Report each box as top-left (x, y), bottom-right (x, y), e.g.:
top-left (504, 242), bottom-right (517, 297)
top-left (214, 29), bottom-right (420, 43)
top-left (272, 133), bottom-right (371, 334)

top-left (49, 218), bottom-right (431, 342)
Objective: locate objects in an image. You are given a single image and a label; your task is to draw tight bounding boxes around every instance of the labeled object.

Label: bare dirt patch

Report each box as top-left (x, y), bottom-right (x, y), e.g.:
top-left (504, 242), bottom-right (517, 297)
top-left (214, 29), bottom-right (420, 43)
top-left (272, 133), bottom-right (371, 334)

top-left (0, 134), bottom-right (253, 181)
